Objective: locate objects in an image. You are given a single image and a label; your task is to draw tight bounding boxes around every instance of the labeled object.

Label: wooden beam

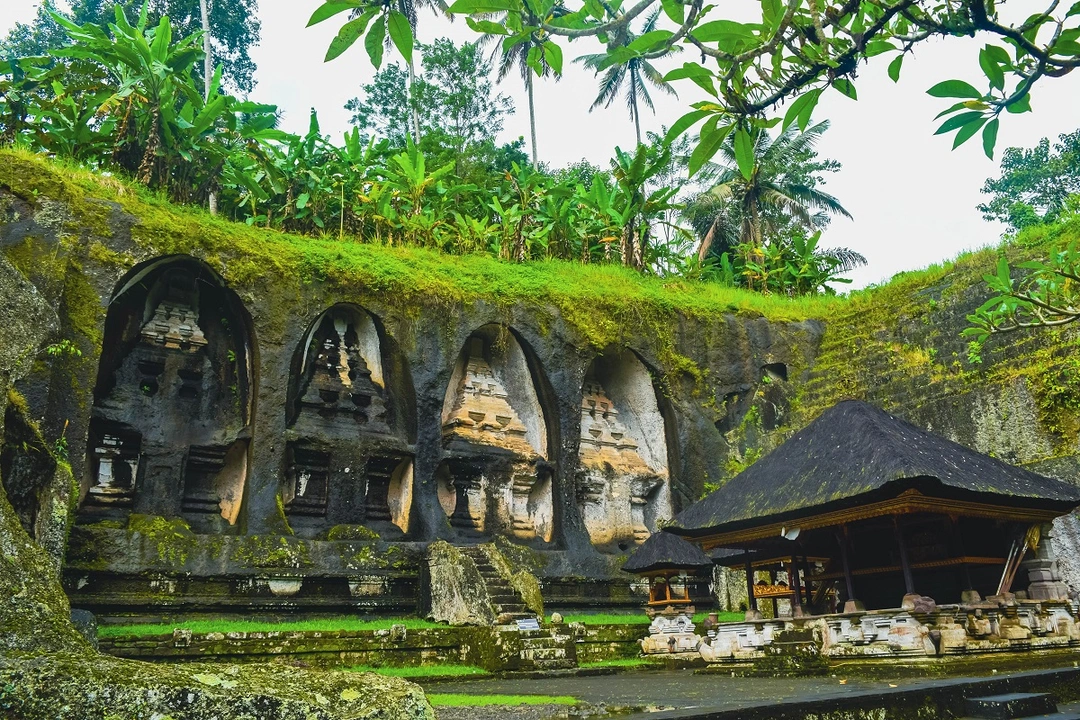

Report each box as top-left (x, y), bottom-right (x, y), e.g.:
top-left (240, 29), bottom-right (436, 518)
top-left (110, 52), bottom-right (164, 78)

top-left (894, 516), bottom-right (915, 595)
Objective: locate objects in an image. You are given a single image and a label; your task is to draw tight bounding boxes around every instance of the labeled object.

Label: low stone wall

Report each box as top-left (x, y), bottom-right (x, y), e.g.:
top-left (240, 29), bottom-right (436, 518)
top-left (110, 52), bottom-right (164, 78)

top-left (98, 622), bottom-right (647, 669)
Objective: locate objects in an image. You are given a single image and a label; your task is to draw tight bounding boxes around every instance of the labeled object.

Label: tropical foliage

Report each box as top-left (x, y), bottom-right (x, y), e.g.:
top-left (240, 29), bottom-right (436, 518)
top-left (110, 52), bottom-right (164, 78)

top-left (1, 0), bottom-right (260, 93)
top-left (0, 4), bottom-right (855, 295)
top-left (310, 0), bottom-right (1079, 178)
top-left (978, 129), bottom-right (1080, 233)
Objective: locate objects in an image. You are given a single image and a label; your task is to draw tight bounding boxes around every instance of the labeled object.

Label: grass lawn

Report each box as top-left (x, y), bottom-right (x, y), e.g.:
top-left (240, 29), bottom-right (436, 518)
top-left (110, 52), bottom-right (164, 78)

top-left (427, 694), bottom-right (578, 707)
top-left (345, 665), bottom-right (488, 678)
top-left (97, 616), bottom-right (445, 638)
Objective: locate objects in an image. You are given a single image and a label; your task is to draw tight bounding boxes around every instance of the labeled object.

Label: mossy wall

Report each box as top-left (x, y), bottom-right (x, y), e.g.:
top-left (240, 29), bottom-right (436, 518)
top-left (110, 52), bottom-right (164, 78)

top-left (8, 147), bottom-right (1080, 617)
top-left (0, 149), bottom-right (823, 612)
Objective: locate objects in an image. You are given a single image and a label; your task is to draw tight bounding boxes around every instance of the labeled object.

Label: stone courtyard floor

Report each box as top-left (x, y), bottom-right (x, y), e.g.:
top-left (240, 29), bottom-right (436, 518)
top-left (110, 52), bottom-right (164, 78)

top-left (422, 666), bottom-right (1080, 720)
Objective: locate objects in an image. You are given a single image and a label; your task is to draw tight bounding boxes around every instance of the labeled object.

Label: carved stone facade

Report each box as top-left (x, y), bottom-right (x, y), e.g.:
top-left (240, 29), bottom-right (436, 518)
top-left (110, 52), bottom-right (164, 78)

top-left (284, 306), bottom-right (411, 538)
top-left (441, 336), bottom-right (552, 543)
top-left (83, 264), bottom-right (251, 532)
top-left (577, 352), bottom-right (672, 551)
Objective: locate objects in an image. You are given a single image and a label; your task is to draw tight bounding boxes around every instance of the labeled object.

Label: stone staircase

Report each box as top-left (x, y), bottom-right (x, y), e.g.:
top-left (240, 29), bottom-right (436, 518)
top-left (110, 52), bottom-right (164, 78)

top-left (459, 546), bottom-right (533, 621)
top-left (962, 693), bottom-right (1080, 720)
top-left (511, 626), bottom-right (577, 671)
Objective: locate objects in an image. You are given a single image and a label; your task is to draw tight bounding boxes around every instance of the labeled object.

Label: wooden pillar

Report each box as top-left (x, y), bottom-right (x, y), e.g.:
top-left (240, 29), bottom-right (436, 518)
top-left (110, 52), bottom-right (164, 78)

top-left (744, 552), bottom-right (758, 612)
top-left (837, 526), bottom-right (856, 607)
top-left (768, 569), bottom-right (778, 617)
top-left (800, 555), bottom-right (813, 607)
top-left (789, 553), bottom-right (804, 616)
top-left (894, 516), bottom-right (915, 595)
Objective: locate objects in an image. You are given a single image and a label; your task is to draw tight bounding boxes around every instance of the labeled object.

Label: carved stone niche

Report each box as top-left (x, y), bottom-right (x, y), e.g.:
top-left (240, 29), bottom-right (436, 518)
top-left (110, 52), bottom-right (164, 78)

top-left (284, 305), bottom-right (413, 539)
top-left (291, 308), bottom-right (390, 436)
top-left (439, 329), bottom-right (553, 543)
top-left (84, 422), bottom-right (142, 513)
top-left (577, 349), bottom-right (672, 552)
top-left (81, 259), bottom-right (253, 532)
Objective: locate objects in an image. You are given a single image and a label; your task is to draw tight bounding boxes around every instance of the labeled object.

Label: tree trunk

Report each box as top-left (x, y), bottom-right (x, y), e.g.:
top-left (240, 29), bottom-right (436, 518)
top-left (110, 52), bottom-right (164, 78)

top-left (527, 71), bottom-right (538, 169)
top-left (200, 0), bottom-right (218, 215)
top-left (137, 106), bottom-right (161, 187)
top-left (407, 59), bottom-right (422, 145)
top-left (630, 70), bottom-right (642, 147)
top-left (199, 0), bottom-right (212, 99)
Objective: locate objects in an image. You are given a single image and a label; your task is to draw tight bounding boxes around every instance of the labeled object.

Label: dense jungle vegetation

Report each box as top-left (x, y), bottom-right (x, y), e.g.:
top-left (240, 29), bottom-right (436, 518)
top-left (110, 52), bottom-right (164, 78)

top-left (1, 0), bottom-right (1077, 306)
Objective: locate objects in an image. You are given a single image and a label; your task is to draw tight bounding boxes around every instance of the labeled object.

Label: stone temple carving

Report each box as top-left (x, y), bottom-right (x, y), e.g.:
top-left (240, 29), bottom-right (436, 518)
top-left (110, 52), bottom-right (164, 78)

top-left (441, 336), bottom-right (552, 542)
top-left (285, 306), bottom-right (411, 537)
top-left (84, 263), bottom-right (251, 532)
top-left (578, 376), bottom-right (666, 549)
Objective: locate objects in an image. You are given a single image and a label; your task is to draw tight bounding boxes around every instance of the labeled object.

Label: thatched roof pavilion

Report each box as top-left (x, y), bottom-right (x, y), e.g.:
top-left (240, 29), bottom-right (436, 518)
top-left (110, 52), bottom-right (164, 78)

top-left (623, 530), bottom-right (713, 576)
top-left (671, 400), bottom-right (1080, 613)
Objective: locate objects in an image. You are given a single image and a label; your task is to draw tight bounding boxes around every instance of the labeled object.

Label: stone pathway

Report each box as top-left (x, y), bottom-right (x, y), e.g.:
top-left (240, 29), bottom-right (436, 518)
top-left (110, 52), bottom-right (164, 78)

top-left (423, 669), bottom-right (924, 716)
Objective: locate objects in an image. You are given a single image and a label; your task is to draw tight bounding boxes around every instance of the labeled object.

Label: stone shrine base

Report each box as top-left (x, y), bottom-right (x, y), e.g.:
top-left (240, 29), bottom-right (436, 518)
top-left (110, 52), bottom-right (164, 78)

top-left (699, 600), bottom-right (1080, 668)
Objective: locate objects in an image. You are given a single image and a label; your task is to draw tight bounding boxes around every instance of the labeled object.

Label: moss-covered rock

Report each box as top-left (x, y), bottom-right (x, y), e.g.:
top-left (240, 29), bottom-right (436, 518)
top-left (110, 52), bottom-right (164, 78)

top-left (424, 541), bottom-right (495, 626)
top-left (0, 653), bottom-right (432, 720)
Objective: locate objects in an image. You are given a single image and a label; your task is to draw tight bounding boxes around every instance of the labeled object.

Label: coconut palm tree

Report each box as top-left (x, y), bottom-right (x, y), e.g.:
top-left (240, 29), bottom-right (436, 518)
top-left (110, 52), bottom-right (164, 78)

top-left (574, 8), bottom-right (676, 146)
top-left (689, 120), bottom-right (853, 262)
top-left (479, 10), bottom-right (560, 169)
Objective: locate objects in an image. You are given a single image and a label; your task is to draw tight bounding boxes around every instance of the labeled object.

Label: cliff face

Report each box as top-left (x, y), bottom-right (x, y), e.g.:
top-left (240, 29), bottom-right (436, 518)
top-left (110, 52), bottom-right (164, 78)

top-left (3, 147), bottom-right (1080, 615)
top-left (0, 150), bottom-right (823, 616)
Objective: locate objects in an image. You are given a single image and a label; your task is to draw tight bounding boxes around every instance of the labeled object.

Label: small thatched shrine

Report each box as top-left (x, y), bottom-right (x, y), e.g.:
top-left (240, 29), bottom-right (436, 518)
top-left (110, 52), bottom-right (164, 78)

top-left (671, 400), bottom-right (1080, 662)
top-left (623, 531), bottom-right (713, 654)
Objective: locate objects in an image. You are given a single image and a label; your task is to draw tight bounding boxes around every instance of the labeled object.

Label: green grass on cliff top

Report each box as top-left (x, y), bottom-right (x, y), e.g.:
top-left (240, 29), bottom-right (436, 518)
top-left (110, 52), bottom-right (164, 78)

top-left (4, 149), bottom-right (1077, 339)
top-left (0, 148), bottom-right (837, 333)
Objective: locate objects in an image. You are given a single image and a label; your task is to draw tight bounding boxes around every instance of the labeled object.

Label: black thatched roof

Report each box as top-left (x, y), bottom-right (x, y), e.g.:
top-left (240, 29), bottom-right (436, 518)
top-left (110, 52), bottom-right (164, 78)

top-left (673, 400), bottom-right (1080, 536)
top-left (623, 531), bottom-right (713, 574)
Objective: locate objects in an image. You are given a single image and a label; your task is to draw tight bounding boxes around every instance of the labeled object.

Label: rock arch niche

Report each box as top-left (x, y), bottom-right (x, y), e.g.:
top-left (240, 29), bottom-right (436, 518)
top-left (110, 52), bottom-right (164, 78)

top-left (439, 325), bottom-right (554, 544)
top-left (81, 257), bottom-right (254, 534)
top-left (283, 304), bottom-right (414, 539)
top-left (577, 349), bottom-right (672, 552)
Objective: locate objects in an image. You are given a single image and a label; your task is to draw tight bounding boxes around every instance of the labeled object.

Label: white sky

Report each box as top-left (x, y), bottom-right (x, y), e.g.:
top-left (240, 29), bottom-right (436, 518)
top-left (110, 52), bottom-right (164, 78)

top-left (4, 0), bottom-right (1079, 288)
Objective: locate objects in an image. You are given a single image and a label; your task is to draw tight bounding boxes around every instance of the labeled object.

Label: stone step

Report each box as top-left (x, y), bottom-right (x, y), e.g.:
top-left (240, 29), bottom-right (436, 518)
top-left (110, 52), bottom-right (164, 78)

top-left (531, 659), bottom-right (577, 670)
top-left (965, 694), bottom-right (1059, 719)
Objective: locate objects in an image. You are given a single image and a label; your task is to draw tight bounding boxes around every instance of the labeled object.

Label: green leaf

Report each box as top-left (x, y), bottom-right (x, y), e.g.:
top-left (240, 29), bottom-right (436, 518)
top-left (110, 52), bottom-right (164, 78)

top-left (365, 17), bottom-right (386, 68)
top-left (1005, 93), bottom-right (1032, 114)
top-left (733, 127), bottom-right (755, 180)
top-left (952, 115), bottom-right (987, 149)
top-left (466, 18), bottom-right (509, 35)
top-left (981, 118), bottom-right (999, 159)
top-left (307, 1), bottom-right (361, 27)
top-left (833, 78), bottom-right (857, 100)
top-left (927, 79), bottom-right (983, 99)
top-left (887, 54), bottom-right (903, 82)
top-left (782, 90), bottom-right (818, 132)
top-left (865, 39), bottom-right (895, 57)
top-left (387, 10), bottom-right (414, 63)
top-left (688, 119), bottom-right (731, 177)
top-left (627, 29), bottom-right (673, 53)
top-left (325, 15), bottom-right (373, 62)
top-left (661, 0), bottom-right (684, 25)
top-left (448, 0), bottom-right (521, 12)
top-left (979, 46), bottom-right (1005, 91)
top-left (934, 111), bottom-right (984, 135)
top-left (665, 109), bottom-right (710, 144)
top-left (543, 41), bottom-right (563, 74)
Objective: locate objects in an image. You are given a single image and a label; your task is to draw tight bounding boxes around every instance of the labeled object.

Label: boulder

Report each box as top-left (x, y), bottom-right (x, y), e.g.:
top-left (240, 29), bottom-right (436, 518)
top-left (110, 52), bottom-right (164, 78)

top-left (424, 540), bottom-right (496, 625)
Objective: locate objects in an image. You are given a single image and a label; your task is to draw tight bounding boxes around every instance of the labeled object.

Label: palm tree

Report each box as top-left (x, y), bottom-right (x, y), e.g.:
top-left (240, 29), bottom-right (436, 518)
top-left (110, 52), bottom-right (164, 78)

top-left (575, 9), bottom-right (676, 146)
top-left (479, 12), bottom-right (559, 169)
top-left (689, 120), bottom-right (853, 262)
top-left (351, 0), bottom-right (450, 145)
